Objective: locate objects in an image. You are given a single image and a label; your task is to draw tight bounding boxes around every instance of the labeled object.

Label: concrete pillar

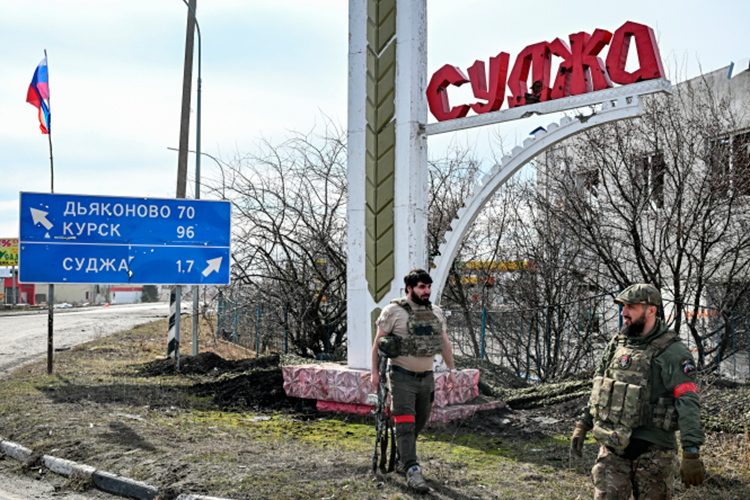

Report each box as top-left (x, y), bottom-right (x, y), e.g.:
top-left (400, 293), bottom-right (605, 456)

top-left (346, 0), bottom-right (428, 369)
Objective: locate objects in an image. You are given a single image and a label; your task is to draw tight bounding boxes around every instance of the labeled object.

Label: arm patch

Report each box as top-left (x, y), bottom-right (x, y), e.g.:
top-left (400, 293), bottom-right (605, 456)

top-left (674, 382), bottom-right (698, 399)
top-left (681, 358), bottom-right (697, 376)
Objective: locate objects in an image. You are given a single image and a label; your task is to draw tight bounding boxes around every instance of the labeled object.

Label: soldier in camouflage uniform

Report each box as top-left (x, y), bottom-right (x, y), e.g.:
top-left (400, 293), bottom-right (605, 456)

top-left (570, 284), bottom-right (706, 499)
top-left (371, 268), bottom-right (457, 493)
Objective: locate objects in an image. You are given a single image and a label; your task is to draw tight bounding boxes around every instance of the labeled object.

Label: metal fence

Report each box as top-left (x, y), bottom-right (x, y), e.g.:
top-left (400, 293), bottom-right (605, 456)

top-left (216, 289), bottom-right (347, 358)
top-left (445, 294), bottom-right (750, 382)
top-left (216, 290), bottom-right (291, 356)
top-left (682, 307), bottom-right (750, 381)
top-left (445, 292), bottom-right (620, 381)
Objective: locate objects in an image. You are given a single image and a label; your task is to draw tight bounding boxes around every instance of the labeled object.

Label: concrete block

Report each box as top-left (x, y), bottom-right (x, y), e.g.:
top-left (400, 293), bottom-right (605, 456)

top-left (42, 454), bottom-right (96, 478)
top-left (92, 470), bottom-right (159, 500)
top-left (0, 440), bottom-right (32, 462)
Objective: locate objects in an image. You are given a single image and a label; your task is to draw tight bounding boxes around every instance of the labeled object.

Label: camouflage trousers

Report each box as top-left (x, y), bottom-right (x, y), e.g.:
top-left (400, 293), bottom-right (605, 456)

top-left (592, 444), bottom-right (678, 500)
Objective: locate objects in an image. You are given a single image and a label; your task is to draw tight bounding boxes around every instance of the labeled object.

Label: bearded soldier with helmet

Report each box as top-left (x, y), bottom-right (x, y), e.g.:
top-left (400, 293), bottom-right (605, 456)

top-left (371, 268), bottom-right (457, 493)
top-left (571, 284), bottom-right (706, 499)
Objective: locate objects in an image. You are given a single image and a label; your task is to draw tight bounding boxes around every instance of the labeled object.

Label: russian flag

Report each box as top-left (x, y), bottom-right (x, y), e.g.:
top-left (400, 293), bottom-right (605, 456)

top-left (26, 56), bottom-right (50, 134)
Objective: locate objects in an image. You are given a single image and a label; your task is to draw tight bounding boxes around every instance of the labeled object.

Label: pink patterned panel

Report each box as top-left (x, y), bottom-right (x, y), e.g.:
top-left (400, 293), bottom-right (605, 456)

top-left (283, 365), bottom-right (479, 407)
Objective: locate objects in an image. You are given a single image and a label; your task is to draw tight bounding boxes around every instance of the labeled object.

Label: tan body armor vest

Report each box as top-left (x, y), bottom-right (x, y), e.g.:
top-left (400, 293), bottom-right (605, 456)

top-left (387, 298), bottom-right (444, 357)
top-left (589, 331), bottom-right (679, 450)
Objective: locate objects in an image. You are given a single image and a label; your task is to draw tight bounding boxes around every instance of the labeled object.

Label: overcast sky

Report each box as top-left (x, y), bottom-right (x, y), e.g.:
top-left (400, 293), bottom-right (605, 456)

top-left (1, 0), bottom-right (748, 239)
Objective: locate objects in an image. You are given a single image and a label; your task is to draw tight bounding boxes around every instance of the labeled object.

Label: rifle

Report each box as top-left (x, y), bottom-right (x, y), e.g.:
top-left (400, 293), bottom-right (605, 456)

top-left (372, 349), bottom-right (396, 473)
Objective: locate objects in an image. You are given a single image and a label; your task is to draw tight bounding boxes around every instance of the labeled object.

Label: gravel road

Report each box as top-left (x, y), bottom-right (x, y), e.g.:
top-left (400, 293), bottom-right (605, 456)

top-left (0, 302), bottom-right (172, 375)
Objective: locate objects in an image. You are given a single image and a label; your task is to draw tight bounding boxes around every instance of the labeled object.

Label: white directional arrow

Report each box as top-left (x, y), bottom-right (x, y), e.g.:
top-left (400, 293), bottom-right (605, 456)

top-left (30, 208), bottom-right (53, 230)
top-left (202, 257), bottom-right (222, 277)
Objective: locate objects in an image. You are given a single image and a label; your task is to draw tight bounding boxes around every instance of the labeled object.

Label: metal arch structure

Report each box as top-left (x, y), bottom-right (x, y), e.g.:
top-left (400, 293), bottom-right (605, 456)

top-left (429, 80), bottom-right (672, 305)
top-left (345, 0), bottom-right (673, 369)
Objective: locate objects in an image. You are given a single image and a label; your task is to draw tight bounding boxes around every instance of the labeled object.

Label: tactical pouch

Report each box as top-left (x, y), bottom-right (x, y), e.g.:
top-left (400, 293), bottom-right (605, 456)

top-left (592, 376), bottom-right (644, 429)
top-left (609, 381), bottom-right (627, 423)
top-left (621, 384), bottom-right (643, 428)
top-left (645, 398), bottom-right (679, 431)
top-left (597, 378), bottom-right (615, 421)
top-left (378, 335), bottom-right (401, 358)
top-left (592, 422), bottom-right (632, 451)
top-left (591, 376), bottom-right (603, 407)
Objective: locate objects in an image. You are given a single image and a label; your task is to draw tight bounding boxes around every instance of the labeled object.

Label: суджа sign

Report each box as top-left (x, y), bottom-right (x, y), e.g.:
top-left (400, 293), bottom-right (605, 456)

top-left (427, 21), bottom-right (664, 122)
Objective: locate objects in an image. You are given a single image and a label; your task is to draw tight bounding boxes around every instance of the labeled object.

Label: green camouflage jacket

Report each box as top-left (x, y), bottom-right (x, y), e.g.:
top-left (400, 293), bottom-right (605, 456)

top-left (580, 318), bottom-right (705, 449)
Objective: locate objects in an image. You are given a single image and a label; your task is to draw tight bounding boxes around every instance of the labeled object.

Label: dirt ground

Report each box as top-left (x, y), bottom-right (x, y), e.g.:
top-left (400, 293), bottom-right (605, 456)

top-left (0, 320), bottom-right (748, 500)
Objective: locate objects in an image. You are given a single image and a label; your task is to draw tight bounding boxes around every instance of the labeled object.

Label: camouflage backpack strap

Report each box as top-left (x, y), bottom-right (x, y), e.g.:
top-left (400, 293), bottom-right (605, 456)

top-left (603, 335), bottom-right (628, 372)
top-left (646, 330), bottom-right (678, 358)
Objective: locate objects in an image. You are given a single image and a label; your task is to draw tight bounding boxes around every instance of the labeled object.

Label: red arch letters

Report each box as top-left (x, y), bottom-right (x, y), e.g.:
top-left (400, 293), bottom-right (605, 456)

top-left (427, 21), bottom-right (665, 122)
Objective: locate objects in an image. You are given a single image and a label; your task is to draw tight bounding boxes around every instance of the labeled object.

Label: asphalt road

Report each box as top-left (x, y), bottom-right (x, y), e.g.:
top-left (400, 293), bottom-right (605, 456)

top-left (0, 302), bottom-right (171, 375)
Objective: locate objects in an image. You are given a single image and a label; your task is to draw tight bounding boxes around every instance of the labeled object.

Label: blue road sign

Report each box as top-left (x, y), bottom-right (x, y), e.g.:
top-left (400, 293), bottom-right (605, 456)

top-left (19, 192), bottom-right (231, 285)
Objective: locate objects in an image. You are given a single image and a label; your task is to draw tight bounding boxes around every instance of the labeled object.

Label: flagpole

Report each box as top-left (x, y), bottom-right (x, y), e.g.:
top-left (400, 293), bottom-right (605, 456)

top-left (45, 49), bottom-right (54, 193)
top-left (44, 48), bottom-right (55, 375)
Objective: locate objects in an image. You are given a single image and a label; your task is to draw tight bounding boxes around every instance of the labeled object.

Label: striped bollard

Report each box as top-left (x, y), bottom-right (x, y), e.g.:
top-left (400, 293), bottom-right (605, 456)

top-left (168, 286), bottom-right (181, 367)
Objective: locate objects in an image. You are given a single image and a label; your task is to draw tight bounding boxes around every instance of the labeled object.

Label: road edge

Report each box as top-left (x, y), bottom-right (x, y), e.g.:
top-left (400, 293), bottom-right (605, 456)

top-left (0, 438), bottom-right (235, 500)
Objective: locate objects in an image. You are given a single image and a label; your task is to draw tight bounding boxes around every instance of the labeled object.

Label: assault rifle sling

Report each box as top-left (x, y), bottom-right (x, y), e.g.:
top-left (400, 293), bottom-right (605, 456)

top-left (371, 349), bottom-right (396, 473)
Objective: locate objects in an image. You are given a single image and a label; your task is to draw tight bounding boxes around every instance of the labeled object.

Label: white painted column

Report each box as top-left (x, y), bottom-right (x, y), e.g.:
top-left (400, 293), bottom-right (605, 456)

top-left (346, 0), bottom-right (373, 369)
top-left (346, 0), bottom-right (428, 370)
top-left (393, 0), bottom-right (429, 292)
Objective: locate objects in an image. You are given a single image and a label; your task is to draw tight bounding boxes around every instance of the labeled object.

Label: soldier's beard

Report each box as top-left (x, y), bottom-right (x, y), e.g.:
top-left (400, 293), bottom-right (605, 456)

top-left (409, 290), bottom-right (431, 306)
top-left (623, 310), bottom-right (648, 337)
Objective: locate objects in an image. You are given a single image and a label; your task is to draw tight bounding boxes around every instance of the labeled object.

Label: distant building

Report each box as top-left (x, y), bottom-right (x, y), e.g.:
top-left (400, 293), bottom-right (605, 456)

top-left (109, 286), bottom-right (143, 304)
top-left (31, 284), bottom-right (109, 306)
top-left (534, 63), bottom-right (750, 316)
top-left (2, 270), bottom-right (35, 305)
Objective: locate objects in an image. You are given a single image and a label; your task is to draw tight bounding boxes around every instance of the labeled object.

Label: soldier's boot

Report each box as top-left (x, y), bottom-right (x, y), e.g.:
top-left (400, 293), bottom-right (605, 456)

top-left (406, 465), bottom-right (429, 493)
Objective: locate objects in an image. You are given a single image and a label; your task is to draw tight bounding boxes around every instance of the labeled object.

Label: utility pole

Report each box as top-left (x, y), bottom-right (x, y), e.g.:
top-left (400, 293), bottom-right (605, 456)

top-left (176, 0), bottom-right (196, 200)
top-left (169, 0), bottom-right (197, 369)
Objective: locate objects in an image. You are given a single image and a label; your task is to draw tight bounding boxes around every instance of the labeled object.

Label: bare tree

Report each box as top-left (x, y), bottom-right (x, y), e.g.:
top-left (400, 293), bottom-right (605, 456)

top-left (428, 146), bottom-right (606, 380)
top-left (205, 121), bottom-right (348, 357)
top-left (489, 173), bottom-right (614, 380)
top-left (542, 74), bottom-right (750, 369)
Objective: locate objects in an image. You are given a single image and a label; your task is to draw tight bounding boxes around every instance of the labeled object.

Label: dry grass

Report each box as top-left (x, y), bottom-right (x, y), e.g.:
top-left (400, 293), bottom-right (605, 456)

top-left (0, 318), bottom-right (747, 499)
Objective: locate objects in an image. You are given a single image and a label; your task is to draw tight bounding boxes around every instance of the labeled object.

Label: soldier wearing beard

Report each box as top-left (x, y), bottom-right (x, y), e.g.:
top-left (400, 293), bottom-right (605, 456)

top-left (570, 284), bottom-right (706, 500)
top-left (622, 305), bottom-right (649, 337)
top-left (370, 268), bottom-right (456, 492)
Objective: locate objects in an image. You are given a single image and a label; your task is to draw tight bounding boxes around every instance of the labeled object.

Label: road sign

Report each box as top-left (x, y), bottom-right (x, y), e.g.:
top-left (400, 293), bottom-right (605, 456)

top-left (19, 192), bottom-right (231, 285)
